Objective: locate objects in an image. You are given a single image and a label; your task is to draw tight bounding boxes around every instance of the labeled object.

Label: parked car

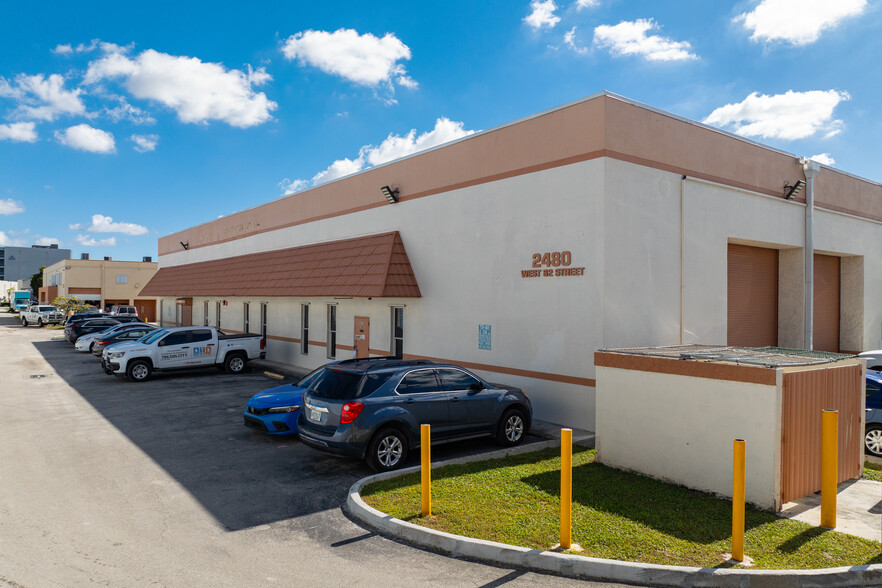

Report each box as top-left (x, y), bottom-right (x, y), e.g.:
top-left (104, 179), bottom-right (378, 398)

top-left (65, 317), bottom-right (125, 342)
top-left (297, 357), bottom-right (532, 471)
top-left (110, 305), bottom-right (138, 317)
top-left (91, 325), bottom-right (157, 356)
top-left (101, 326), bottom-right (265, 382)
top-left (20, 305), bottom-right (64, 327)
top-left (75, 322), bottom-right (156, 352)
top-left (243, 366), bottom-right (329, 435)
top-left (860, 350), bottom-right (882, 372)
top-left (65, 311), bottom-right (106, 326)
top-left (864, 370), bottom-right (882, 457)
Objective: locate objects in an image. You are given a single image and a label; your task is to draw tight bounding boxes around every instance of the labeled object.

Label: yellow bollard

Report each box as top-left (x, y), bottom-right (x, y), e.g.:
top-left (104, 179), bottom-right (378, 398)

top-left (421, 424), bottom-right (431, 517)
top-left (732, 439), bottom-right (746, 562)
top-left (821, 409), bottom-right (838, 528)
top-left (561, 428), bottom-right (572, 550)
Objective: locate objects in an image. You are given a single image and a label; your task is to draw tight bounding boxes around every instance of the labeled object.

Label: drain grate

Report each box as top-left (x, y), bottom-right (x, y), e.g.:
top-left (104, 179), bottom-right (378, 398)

top-left (29, 374), bottom-right (47, 379)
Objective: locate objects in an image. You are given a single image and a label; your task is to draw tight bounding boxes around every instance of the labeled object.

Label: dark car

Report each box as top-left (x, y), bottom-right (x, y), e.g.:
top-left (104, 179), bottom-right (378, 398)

top-left (65, 312), bottom-right (105, 326)
top-left (864, 370), bottom-right (882, 457)
top-left (65, 318), bottom-right (124, 342)
top-left (91, 325), bottom-right (158, 356)
top-left (297, 357), bottom-right (532, 471)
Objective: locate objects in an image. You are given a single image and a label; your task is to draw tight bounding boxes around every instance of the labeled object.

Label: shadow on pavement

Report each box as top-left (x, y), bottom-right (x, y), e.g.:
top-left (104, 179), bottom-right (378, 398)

top-left (31, 337), bottom-right (545, 532)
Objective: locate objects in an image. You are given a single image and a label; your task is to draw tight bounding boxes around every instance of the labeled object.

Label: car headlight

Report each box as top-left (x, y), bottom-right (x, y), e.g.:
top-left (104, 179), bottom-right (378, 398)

top-left (109, 351), bottom-right (126, 359)
top-left (266, 405), bottom-right (300, 414)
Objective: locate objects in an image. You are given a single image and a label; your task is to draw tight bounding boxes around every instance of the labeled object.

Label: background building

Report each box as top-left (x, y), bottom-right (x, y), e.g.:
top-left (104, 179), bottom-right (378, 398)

top-left (41, 257), bottom-right (159, 320)
top-left (0, 244), bottom-right (71, 282)
top-left (141, 92), bottom-right (882, 430)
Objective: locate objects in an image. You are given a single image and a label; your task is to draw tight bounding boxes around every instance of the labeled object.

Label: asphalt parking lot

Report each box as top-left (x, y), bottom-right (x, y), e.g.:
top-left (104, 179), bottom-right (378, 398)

top-left (0, 315), bottom-right (623, 587)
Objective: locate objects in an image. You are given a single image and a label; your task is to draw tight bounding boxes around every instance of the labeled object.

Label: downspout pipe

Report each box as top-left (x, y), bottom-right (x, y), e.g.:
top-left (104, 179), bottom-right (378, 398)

top-left (802, 158), bottom-right (821, 350)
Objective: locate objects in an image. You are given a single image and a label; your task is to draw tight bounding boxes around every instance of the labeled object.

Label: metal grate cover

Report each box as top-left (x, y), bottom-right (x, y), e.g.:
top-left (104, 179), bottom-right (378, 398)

top-left (599, 345), bottom-right (855, 368)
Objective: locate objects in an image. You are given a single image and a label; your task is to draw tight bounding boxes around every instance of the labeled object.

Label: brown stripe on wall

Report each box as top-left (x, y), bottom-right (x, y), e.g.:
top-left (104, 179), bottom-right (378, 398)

top-left (401, 352), bottom-right (596, 387)
top-left (267, 335), bottom-right (300, 343)
top-left (594, 351), bottom-right (776, 385)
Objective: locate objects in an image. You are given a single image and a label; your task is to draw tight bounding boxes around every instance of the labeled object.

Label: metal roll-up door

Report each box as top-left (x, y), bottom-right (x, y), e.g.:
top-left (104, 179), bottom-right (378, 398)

top-left (727, 244), bottom-right (778, 347)
top-left (813, 254), bottom-right (840, 352)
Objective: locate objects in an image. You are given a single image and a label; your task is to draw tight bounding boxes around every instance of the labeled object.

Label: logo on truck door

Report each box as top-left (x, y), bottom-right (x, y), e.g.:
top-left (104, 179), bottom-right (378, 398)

top-left (193, 345), bottom-right (214, 356)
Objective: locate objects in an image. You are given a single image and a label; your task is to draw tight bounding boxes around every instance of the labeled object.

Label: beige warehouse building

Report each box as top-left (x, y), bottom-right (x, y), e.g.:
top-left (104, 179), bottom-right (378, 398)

top-left (141, 92), bottom-right (882, 430)
top-left (41, 258), bottom-right (159, 321)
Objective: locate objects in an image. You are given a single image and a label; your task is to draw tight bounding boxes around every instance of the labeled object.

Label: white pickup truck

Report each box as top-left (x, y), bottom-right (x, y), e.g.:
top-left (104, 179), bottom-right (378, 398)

top-left (101, 326), bottom-right (265, 382)
top-left (21, 305), bottom-right (64, 327)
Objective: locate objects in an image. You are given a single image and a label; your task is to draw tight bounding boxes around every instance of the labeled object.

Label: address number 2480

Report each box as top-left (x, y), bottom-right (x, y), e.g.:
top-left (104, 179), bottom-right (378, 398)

top-left (532, 251), bottom-right (572, 268)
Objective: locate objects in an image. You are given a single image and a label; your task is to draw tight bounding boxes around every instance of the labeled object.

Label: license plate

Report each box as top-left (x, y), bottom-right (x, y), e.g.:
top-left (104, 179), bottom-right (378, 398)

top-left (308, 408), bottom-right (322, 423)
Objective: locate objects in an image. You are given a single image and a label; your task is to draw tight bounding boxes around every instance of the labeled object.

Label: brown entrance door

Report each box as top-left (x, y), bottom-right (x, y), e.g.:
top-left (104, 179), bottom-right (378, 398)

top-left (354, 316), bottom-right (370, 358)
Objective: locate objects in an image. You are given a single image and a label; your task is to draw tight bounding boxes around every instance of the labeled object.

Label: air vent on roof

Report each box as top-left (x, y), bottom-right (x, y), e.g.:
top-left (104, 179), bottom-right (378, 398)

top-left (142, 256), bottom-right (152, 262)
top-left (104, 256), bottom-right (111, 261)
top-left (81, 253), bottom-right (90, 260)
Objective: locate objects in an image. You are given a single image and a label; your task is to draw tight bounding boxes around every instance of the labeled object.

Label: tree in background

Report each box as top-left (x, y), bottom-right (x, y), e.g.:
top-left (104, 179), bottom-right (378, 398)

top-left (30, 266), bottom-right (45, 297)
top-left (52, 296), bottom-right (91, 317)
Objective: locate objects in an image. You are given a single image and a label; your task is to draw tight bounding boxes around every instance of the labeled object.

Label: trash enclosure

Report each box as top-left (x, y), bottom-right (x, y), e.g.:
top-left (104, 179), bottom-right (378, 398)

top-left (594, 345), bottom-right (863, 511)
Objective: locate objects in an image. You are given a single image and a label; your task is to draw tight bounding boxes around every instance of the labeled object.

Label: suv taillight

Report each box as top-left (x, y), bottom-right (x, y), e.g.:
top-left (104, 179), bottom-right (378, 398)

top-left (340, 402), bottom-right (364, 424)
top-left (260, 338), bottom-right (265, 349)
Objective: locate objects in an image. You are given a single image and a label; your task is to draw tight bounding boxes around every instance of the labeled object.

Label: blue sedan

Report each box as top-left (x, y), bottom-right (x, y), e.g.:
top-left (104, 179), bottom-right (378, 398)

top-left (243, 367), bottom-right (329, 435)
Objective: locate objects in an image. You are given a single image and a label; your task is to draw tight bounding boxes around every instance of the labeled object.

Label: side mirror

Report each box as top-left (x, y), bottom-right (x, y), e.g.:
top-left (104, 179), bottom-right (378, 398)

top-left (468, 382), bottom-right (485, 392)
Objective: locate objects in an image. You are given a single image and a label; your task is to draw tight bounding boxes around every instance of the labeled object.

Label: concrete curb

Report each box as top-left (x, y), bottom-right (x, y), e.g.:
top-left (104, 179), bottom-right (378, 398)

top-left (345, 447), bottom-right (882, 587)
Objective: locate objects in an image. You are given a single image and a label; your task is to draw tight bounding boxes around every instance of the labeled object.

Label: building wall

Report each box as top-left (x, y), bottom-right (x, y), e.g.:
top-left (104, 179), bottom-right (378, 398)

top-left (0, 246), bottom-right (70, 282)
top-left (596, 365), bottom-right (780, 510)
top-left (42, 259), bottom-right (158, 310)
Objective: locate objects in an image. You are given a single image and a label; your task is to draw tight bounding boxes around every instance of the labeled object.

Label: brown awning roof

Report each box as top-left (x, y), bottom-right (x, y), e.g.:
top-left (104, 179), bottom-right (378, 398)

top-left (139, 231), bottom-right (421, 298)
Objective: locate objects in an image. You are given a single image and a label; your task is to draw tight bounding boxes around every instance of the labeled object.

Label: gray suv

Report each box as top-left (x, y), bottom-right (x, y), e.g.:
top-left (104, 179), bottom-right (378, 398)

top-left (298, 357), bottom-right (532, 471)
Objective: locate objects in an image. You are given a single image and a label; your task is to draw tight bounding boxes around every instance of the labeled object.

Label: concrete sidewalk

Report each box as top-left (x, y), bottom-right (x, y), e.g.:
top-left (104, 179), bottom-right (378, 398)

top-left (780, 478), bottom-right (882, 542)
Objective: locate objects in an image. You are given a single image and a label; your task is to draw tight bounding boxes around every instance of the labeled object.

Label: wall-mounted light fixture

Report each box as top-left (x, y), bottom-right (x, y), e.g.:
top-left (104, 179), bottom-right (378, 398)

top-left (784, 180), bottom-right (805, 200)
top-left (380, 185), bottom-right (400, 204)
top-left (180, 241), bottom-right (189, 250)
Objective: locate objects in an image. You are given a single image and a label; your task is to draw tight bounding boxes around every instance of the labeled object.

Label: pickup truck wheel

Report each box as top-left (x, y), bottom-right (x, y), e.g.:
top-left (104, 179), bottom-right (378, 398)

top-left (21, 317), bottom-right (28, 327)
top-left (37, 318), bottom-right (43, 327)
top-left (126, 360), bottom-right (152, 382)
top-left (224, 353), bottom-right (246, 374)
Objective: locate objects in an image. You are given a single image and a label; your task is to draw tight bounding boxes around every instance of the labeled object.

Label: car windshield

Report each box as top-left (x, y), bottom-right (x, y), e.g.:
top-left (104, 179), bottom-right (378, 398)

top-left (307, 368), bottom-right (393, 400)
top-left (38, 306), bottom-right (55, 312)
top-left (141, 329), bottom-right (168, 344)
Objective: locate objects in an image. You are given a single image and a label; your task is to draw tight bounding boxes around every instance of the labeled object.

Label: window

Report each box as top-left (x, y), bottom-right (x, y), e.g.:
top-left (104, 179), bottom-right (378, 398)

top-left (397, 369), bottom-right (439, 394)
top-left (191, 330), bottom-right (212, 343)
top-left (391, 307), bottom-right (404, 358)
top-left (244, 302), bottom-right (250, 333)
top-left (216, 301), bottom-right (222, 330)
top-left (116, 274), bottom-right (128, 284)
top-left (301, 304), bottom-right (309, 354)
top-left (438, 368), bottom-right (482, 391)
top-left (327, 304), bottom-right (337, 358)
top-left (160, 332), bottom-right (189, 346)
top-left (203, 300), bottom-right (209, 326)
top-left (260, 302), bottom-right (268, 343)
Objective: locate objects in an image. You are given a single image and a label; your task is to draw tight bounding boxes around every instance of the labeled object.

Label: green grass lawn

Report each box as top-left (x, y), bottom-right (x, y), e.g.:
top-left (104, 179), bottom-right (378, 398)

top-left (864, 460), bottom-right (882, 482)
top-left (361, 447), bottom-right (882, 570)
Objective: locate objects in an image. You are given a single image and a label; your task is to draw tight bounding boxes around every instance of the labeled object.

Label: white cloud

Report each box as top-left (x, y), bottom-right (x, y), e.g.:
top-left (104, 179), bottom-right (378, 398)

top-left (75, 234), bottom-right (116, 247)
top-left (85, 48), bottom-right (276, 128)
top-left (285, 117), bottom-right (476, 193)
top-left (0, 198), bottom-right (25, 214)
top-left (82, 214), bottom-right (148, 235)
top-left (564, 27), bottom-right (589, 55)
top-left (0, 122), bottom-right (37, 142)
top-left (52, 44), bottom-right (73, 55)
top-left (282, 29), bottom-right (416, 94)
top-left (130, 134), bottom-right (158, 153)
top-left (0, 231), bottom-right (27, 246)
top-left (575, 0), bottom-right (599, 9)
top-left (55, 124), bottom-right (116, 153)
top-left (594, 19), bottom-right (697, 61)
top-left (0, 73), bottom-right (86, 121)
top-left (103, 94), bottom-right (156, 124)
top-left (703, 90), bottom-right (850, 140)
top-left (33, 236), bottom-right (59, 246)
top-left (735, 0), bottom-right (866, 46)
top-left (810, 153), bottom-right (835, 166)
top-left (525, 1), bottom-right (561, 29)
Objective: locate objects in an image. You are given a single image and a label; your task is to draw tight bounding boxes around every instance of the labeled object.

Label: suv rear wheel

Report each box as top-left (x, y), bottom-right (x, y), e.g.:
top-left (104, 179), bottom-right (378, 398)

top-left (497, 408), bottom-right (526, 446)
top-left (367, 427), bottom-right (408, 472)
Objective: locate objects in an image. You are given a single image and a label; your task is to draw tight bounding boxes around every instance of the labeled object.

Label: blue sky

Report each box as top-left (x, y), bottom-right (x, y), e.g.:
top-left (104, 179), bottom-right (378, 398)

top-left (0, 0), bottom-right (878, 261)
